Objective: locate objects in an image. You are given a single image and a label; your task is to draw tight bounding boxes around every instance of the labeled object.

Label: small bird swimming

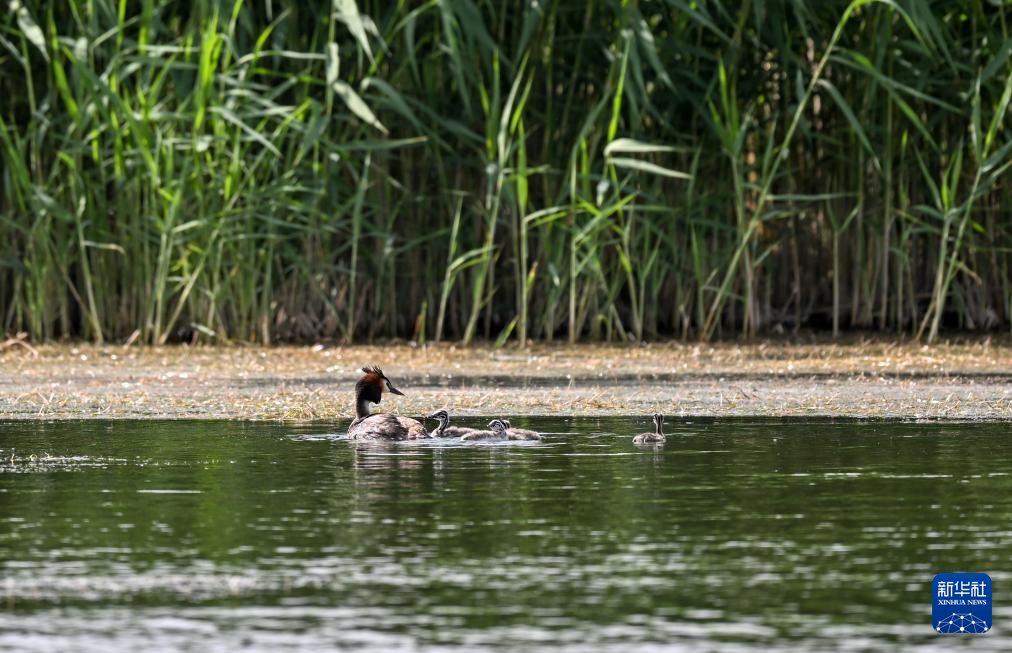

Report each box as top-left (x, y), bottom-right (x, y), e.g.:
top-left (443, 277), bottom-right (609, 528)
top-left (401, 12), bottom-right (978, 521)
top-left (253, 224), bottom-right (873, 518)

top-left (632, 413), bottom-right (666, 444)
top-left (427, 409), bottom-right (481, 438)
top-left (460, 419), bottom-right (509, 441)
top-left (498, 418), bottom-right (542, 441)
top-left (346, 365), bottom-right (429, 440)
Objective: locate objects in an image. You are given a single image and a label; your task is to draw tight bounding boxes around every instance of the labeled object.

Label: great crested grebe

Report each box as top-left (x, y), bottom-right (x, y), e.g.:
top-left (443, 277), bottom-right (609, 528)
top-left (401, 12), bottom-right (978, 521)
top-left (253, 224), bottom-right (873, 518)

top-left (498, 418), bottom-right (542, 441)
top-left (347, 365), bottom-right (429, 440)
top-left (632, 413), bottom-right (666, 444)
top-left (460, 419), bottom-right (509, 441)
top-left (427, 409), bottom-right (481, 438)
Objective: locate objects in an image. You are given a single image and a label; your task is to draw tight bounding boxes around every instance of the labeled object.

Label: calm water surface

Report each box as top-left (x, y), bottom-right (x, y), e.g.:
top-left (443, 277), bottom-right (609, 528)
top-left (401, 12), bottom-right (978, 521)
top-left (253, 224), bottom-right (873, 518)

top-left (0, 418), bottom-right (1009, 652)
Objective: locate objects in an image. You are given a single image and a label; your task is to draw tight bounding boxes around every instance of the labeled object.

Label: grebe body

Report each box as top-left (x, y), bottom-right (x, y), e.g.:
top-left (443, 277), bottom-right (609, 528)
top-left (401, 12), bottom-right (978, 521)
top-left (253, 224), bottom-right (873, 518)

top-left (427, 410), bottom-right (481, 438)
top-left (460, 419), bottom-right (509, 441)
top-left (632, 413), bottom-right (666, 444)
top-left (499, 419), bottom-right (542, 441)
top-left (347, 366), bottom-right (429, 440)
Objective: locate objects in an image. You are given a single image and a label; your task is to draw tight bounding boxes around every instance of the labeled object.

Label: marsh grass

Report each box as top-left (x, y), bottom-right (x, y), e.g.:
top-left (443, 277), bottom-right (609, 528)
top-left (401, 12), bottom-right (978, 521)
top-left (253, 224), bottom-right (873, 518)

top-left (1, 1), bottom-right (1010, 344)
top-left (2, 340), bottom-right (1011, 420)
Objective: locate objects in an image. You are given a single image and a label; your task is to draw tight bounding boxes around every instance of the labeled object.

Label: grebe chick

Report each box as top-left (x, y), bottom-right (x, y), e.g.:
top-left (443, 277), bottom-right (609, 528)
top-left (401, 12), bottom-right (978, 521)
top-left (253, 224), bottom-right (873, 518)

top-left (427, 409), bottom-right (481, 438)
top-left (632, 413), bottom-right (666, 444)
top-left (347, 365), bottom-right (429, 440)
top-left (460, 419), bottom-right (509, 441)
top-left (499, 418), bottom-right (542, 441)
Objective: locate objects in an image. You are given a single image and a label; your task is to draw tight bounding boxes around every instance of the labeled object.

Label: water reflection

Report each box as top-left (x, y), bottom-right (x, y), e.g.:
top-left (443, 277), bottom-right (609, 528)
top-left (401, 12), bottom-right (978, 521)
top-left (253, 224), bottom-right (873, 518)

top-left (0, 418), bottom-right (1009, 651)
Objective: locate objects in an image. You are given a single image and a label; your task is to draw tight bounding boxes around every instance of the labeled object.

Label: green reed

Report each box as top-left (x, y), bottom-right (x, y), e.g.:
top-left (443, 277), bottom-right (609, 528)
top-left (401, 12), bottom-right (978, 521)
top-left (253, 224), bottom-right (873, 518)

top-left (1, 0), bottom-right (1010, 344)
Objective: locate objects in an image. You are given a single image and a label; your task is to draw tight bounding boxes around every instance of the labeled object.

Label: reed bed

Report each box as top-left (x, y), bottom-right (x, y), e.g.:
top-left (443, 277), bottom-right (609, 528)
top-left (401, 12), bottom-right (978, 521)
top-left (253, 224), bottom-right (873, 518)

top-left (1, 1), bottom-right (1010, 344)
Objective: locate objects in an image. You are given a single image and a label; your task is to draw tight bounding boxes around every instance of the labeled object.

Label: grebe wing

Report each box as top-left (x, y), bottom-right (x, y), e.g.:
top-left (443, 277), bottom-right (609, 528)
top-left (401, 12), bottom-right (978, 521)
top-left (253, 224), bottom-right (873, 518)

top-left (461, 429), bottom-right (507, 441)
top-left (396, 416), bottom-right (430, 439)
top-left (506, 427), bottom-right (542, 440)
top-left (436, 425), bottom-right (475, 438)
top-left (348, 414), bottom-right (416, 440)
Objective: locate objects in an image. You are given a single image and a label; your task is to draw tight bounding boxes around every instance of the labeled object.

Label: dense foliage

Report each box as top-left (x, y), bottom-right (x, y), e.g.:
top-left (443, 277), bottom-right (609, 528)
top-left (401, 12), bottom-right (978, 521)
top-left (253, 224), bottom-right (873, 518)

top-left (1, 1), bottom-right (1010, 344)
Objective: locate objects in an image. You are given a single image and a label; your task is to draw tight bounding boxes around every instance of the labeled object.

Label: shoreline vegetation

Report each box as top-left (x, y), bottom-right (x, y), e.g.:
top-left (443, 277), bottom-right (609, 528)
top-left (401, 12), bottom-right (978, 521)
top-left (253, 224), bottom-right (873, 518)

top-left (2, 2), bottom-right (1011, 346)
top-left (1, 338), bottom-right (1010, 420)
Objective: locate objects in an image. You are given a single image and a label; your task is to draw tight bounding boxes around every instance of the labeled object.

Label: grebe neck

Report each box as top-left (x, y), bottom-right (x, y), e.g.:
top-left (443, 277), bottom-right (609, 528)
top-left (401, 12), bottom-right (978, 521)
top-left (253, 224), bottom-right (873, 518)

top-left (355, 395), bottom-right (372, 419)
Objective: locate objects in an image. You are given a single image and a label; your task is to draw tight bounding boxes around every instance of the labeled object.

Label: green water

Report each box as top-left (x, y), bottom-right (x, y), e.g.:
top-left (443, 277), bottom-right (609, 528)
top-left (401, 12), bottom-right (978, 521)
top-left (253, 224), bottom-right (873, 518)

top-left (0, 418), bottom-right (1009, 651)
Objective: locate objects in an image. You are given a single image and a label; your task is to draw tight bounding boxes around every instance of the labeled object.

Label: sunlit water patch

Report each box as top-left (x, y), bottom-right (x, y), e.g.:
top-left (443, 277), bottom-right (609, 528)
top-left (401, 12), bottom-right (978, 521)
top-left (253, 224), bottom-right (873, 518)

top-left (0, 418), bottom-right (1010, 651)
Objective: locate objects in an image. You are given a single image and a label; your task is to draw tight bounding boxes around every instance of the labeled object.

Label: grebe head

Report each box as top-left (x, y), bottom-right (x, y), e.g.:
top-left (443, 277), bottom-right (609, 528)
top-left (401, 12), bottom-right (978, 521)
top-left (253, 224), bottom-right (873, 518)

top-left (427, 409), bottom-right (450, 425)
top-left (488, 419), bottom-right (508, 435)
top-left (653, 413), bottom-right (664, 431)
top-left (425, 409), bottom-right (449, 436)
top-left (501, 418), bottom-right (512, 428)
top-left (355, 365), bottom-right (404, 405)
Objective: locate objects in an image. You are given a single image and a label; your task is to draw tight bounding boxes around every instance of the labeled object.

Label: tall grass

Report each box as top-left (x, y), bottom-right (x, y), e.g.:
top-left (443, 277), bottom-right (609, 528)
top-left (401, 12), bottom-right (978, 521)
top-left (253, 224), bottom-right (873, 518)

top-left (1, 0), bottom-right (1010, 344)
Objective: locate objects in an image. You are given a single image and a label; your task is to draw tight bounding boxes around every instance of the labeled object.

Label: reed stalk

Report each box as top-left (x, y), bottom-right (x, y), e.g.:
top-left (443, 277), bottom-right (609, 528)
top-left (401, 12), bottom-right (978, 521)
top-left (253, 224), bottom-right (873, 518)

top-left (1, 0), bottom-right (1009, 344)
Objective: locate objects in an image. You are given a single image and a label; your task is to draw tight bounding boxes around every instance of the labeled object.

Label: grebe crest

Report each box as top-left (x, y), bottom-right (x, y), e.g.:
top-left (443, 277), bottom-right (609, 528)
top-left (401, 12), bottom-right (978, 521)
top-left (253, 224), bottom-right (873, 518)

top-left (355, 365), bottom-right (403, 408)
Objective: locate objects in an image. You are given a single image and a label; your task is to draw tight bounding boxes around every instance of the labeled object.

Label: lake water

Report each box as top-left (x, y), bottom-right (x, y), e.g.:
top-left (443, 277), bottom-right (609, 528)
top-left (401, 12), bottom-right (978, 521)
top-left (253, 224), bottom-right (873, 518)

top-left (0, 418), bottom-right (1009, 651)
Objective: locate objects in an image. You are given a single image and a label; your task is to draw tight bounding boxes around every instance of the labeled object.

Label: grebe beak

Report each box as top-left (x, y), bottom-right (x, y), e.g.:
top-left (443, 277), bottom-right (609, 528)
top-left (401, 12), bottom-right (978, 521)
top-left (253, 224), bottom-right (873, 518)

top-left (386, 382), bottom-right (405, 396)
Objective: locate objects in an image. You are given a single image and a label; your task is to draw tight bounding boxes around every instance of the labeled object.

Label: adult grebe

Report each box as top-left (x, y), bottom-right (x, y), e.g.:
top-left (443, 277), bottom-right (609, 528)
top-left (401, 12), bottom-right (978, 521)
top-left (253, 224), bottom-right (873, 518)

top-left (632, 413), bottom-right (666, 444)
top-left (460, 419), bottom-right (508, 441)
top-left (427, 409), bottom-right (481, 438)
top-left (498, 418), bottom-right (542, 441)
top-left (347, 365), bottom-right (428, 440)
